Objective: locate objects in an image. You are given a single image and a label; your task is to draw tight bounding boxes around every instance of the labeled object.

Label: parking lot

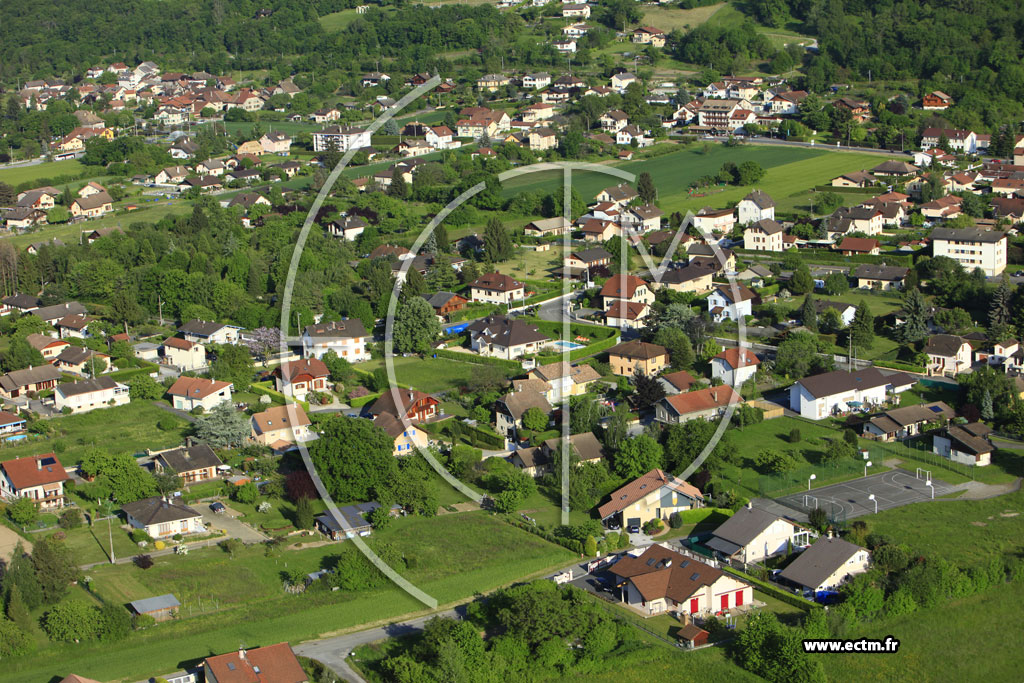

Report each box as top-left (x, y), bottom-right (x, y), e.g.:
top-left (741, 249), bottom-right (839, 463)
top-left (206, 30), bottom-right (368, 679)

top-left (776, 468), bottom-right (954, 520)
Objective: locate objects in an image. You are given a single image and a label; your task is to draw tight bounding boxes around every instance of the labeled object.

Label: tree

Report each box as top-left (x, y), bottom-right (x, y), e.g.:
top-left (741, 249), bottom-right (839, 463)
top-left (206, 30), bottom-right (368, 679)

top-left (127, 373), bottom-right (164, 400)
top-left (584, 535), bottom-right (598, 556)
top-left (521, 406), bottom-right (548, 433)
top-left (44, 601), bottom-right (99, 642)
top-left (97, 602), bottom-right (132, 642)
top-left (775, 331), bottom-right (831, 378)
top-left (896, 288), bottom-right (930, 344)
top-left (6, 496), bottom-right (36, 526)
top-left (483, 217), bottom-right (513, 262)
top-left (934, 307), bottom-right (972, 334)
top-left (734, 612), bottom-right (824, 683)
top-left (800, 294), bottom-right (818, 332)
top-left (393, 296), bottom-right (440, 354)
top-left (632, 370), bottom-right (666, 410)
top-left (849, 300), bottom-right (875, 351)
top-left (194, 402), bottom-right (251, 447)
top-left (653, 325), bottom-right (694, 369)
top-left (5, 584), bottom-right (32, 632)
top-left (823, 272), bottom-right (848, 295)
top-left (818, 307), bottom-right (844, 334)
top-left (735, 160), bottom-right (766, 185)
top-left (1, 543), bottom-right (43, 610)
top-left (2, 337), bottom-right (45, 372)
top-left (154, 470), bottom-right (182, 496)
top-left (210, 344), bottom-right (255, 392)
top-left (614, 435), bottom-right (663, 479)
top-left (823, 438), bottom-right (855, 466)
top-left (309, 416), bottom-right (397, 502)
top-left (233, 481), bottom-right (258, 504)
top-left (989, 274), bottom-right (1013, 338)
top-left (295, 496), bottom-right (315, 529)
top-left (32, 536), bottom-right (79, 604)
top-left (790, 263), bottom-right (814, 295)
top-left (637, 171), bottom-right (657, 204)
top-left (873, 544), bottom-right (909, 573)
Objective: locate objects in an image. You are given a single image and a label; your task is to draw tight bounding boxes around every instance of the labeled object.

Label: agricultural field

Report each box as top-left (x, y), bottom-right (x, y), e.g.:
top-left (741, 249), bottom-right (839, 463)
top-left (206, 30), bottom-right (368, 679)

top-left (5, 200), bottom-right (193, 249)
top-left (6, 513), bottom-right (573, 683)
top-left (0, 159), bottom-right (87, 187)
top-left (318, 9), bottom-right (363, 32)
top-left (0, 401), bottom-right (191, 466)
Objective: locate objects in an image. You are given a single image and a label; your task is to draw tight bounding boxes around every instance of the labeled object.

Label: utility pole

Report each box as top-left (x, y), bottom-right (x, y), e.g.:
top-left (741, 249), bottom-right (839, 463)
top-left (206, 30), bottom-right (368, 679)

top-left (106, 500), bottom-right (115, 563)
top-left (158, 295), bottom-right (164, 326)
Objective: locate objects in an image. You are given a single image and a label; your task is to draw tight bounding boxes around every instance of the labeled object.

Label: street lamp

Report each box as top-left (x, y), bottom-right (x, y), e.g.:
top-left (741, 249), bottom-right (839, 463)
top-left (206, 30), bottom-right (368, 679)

top-left (868, 494), bottom-right (877, 514)
top-left (864, 460), bottom-right (872, 477)
top-left (925, 479), bottom-right (934, 499)
top-left (808, 473), bottom-right (816, 491)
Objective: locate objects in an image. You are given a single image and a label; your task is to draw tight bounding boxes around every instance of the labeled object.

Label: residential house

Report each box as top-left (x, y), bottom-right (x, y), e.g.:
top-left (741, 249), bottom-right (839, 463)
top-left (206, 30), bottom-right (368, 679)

top-left (314, 503), bottom-right (397, 540)
top-left (655, 386), bottom-right (743, 424)
top-left (495, 390), bottom-right (552, 438)
top-left (368, 388), bottom-right (440, 423)
top-left (327, 215), bottom-right (367, 241)
top-left (275, 358), bottom-right (330, 401)
top-left (155, 166), bottom-right (189, 184)
top-left (870, 160), bottom-right (919, 177)
top-left (933, 422), bottom-right (994, 467)
top-left (77, 181), bottom-right (106, 198)
top-left (312, 125), bottom-right (371, 152)
top-left (25, 333), bottom-right (68, 360)
top-left (469, 272), bottom-right (526, 305)
top-left (196, 159), bottom-right (226, 176)
top-left (597, 468), bottom-right (704, 528)
top-left (373, 412), bottom-right (430, 456)
top-left (466, 315), bottom-right (549, 359)
top-left (616, 125), bottom-right (650, 146)
top-left (360, 72), bottom-right (390, 87)
top-left (610, 544), bottom-right (750, 617)
top-left (0, 454), bottom-right (69, 509)
top-left (425, 125), bottom-right (458, 150)
top-left (161, 337), bottom-right (206, 371)
top-left (69, 192), bottom-right (113, 219)
top-left (860, 401), bottom-right (955, 441)
top-left (790, 368), bottom-right (915, 419)
top-left (743, 218), bottom-right (785, 251)
top-left (920, 195), bottom-right (962, 220)
top-left (707, 284), bottom-right (758, 323)
top-left (579, 218), bottom-right (619, 242)
top-left (0, 365), bottom-right (62, 398)
top-left (605, 300), bottom-right (650, 329)
top-left (826, 206), bottom-right (883, 238)
top-left (919, 127), bottom-right (976, 153)
top-left (922, 91), bottom-right (953, 110)
top-left (524, 217), bottom-right (572, 237)
top-left (54, 376), bottom-right (129, 414)
top-left (260, 132), bottom-right (292, 155)
top-left (541, 432), bottom-right (604, 468)
top-left (166, 376), bottom-right (233, 412)
top-left (122, 496), bottom-right (204, 538)
top-left (522, 73), bottom-right (552, 90)
top-left (737, 190), bottom-right (775, 225)
top-left (711, 348), bottom-right (760, 387)
top-left (561, 3), bottom-right (590, 18)
top-left (151, 442), bottom-right (223, 483)
top-left (778, 536), bottom-right (870, 593)
top-left (852, 264), bottom-right (908, 290)
top-left (476, 74), bottom-right (510, 91)
top-left (831, 171), bottom-right (878, 188)
top-left (658, 370), bottom-right (697, 395)
top-left (631, 26), bottom-right (666, 47)
top-left (599, 109), bottom-right (629, 132)
top-left (310, 107), bottom-right (341, 123)
top-left (924, 334), bottom-right (972, 376)
top-left (595, 183), bottom-right (638, 208)
top-left (55, 314), bottom-right (93, 339)
top-left (621, 204), bottom-right (664, 233)
top-left (658, 264), bottom-right (715, 294)
top-left (32, 302), bottom-right (87, 325)
top-left (178, 319), bottom-right (240, 345)
top-left (203, 643), bottom-right (308, 683)
top-left (422, 291), bottom-right (468, 320)
top-left (301, 319), bottom-right (370, 362)
top-left (814, 300), bottom-right (857, 327)
top-left (0, 411), bottom-right (27, 438)
top-left (251, 404), bottom-right (314, 450)
top-left (607, 340), bottom-right (667, 377)
top-left (693, 207), bottom-right (735, 234)
top-left (706, 505), bottom-right (813, 564)
top-left (600, 274), bottom-right (653, 310)
top-left (564, 247), bottom-right (612, 271)
top-left (527, 361), bottom-right (601, 402)
top-left (509, 446), bottom-right (551, 477)
top-left (54, 346), bottom-right (110, 375)
top-left (836, 237), bottom-right (881, 256)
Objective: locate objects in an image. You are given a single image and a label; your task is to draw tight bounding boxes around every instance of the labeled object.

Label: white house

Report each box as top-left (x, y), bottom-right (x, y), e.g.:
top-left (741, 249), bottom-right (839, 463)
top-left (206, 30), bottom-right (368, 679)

top-left (706, 505), bottom-right (813, 564)
top-left (710, 348), bottom-right (760, 387)
top-left (54, 376), bottom-right (129, 414)
top-left (930, 227), bottom-right (1007, 277)
top-left (923, 334), bottom-right (972, 377)
top-left (166, 376), bottom-right (233, 412)
top-left (789, 368), bottom-right (915, 420)
top-left (933, 422), bottom-right (993, 467)
top-left (312, 125), bottom-right (372, 153)
top-left (737, 190), bottom-right (775, 225)
top-left (0, 454), bottom-right (70, 510)
top-left (122, 496), bottom-right (205, 538)
top-left (469, 272), bottom-right (525, 305)
top-left (706, 285), bottom-right (757, 322)
top-left (161, 337), bottom-right (207, 371)
top-left (742, 218), bottom-right (785, 252)
top-left (301, 319), bottom-right (370, 362)
top-left (178, 320), bottom-right (240, 345)
top-left (778, 536), bottom-right (871, 593)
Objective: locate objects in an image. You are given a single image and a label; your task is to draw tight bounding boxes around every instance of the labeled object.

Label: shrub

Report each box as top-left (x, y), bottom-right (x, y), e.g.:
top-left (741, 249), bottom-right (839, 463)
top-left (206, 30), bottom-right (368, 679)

top-left (789, 427), bottom-right (801, 443)
top-left (130, 528), bottom-right (151, 543)
top-left (58, 508), bottom-right (82, 529)
top-left (157, 415), bottom-right (178, 431)
top-left (668, 512), bottom-right (683, 529)
top-left (172, 533), bottom-right (183, 541)
top-left (133, 613), bottom-right (156, 630)
top-left (133, 554), bottom-right (154, 569)
top-left (642, 518), bottom-right (663, 535)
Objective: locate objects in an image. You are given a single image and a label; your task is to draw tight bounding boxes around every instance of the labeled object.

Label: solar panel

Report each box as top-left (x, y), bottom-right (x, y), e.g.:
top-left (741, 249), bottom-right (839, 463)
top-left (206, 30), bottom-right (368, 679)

top-left (928, 405), bottom-right (943, 413)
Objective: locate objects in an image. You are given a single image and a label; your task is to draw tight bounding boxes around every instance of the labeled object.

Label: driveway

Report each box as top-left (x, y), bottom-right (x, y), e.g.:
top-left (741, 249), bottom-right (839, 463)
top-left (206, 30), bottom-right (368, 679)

top-left (198, 503), bottom-right (268, 543)
top-left (0, 524), bottom-right (31, 564)
top-left (295, 609), bottom-right (462, 682)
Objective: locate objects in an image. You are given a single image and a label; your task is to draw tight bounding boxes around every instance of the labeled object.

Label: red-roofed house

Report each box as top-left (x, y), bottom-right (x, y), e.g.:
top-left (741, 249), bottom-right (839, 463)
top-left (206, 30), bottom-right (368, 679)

top-left (203, 642), bottom-right (308, 683)
top-left (599, 274), bottom-right (653, 310)
top-left (161, 336), bottom-right (206, 371)
top-left (836, 237), bottom-right (881, 256)
top-left (1, 453), bottom-right (70, 509)
top-left (167, 376), bottom-right (233, 412)
top-left (274, 358), bottom-right (329, 402)
top-left (469, 272), bottom-right (526, 305)
top-left (605, 300), bottom-right (650, 330)
top-left (711, 348), bottom-right (760, 387)
top-left (655, 386), bottom-right (742, 425)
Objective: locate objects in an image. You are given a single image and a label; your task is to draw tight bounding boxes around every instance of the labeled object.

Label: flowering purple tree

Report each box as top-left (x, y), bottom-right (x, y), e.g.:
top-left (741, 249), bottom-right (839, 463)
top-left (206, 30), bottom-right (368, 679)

top-left (245, 326), bottom-right (282, 360)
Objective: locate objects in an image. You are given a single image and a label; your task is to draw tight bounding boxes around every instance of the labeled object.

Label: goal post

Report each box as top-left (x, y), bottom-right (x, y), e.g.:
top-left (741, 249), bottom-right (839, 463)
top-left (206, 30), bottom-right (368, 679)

top-left (916, 468), bottom-right (932, 481)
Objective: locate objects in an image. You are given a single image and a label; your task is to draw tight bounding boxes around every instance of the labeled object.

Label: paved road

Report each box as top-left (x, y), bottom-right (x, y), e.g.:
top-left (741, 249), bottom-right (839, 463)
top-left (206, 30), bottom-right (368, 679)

top-left (538, 291), bottom-right (583, 323)
top-left (295, 609), bottom-right (463, 682)
top-left (199, 503), bottom-right (268, 543)
top-left (152, 400), bottom-right (197, 423)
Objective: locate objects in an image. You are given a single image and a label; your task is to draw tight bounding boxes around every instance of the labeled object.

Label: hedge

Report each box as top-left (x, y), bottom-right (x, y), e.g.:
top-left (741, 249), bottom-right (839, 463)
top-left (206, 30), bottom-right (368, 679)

top-left (812, 185), bottom-right (883, 194)
top-left (756, 284), bottom-right (781, 297)
top-left (532, 334), bottom-right (620, 364)
top-left (680, 507), bottom-right (734, 525)
top-left (721, 565), bottom-right (821, 612)
top-left (458, 423), bottom-right (504, 449)
top-left (249, 383), bottom-right (306, 411)
top-left (873, 359), bottom-right (925, 374)
top-left (504, 516), bottom-right (583, 554)
top-left (736, 247), bottom-right (912, 267)
top-left (107, 362), bottom-right (160, 382)
top-left (349, 391), bottom-right (383, 408)
top-left (432, 348), bottom-right (523, 372)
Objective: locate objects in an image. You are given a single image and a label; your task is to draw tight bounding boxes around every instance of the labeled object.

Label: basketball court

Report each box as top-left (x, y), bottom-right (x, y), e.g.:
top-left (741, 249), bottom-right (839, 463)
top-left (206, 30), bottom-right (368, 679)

top-left (775, 468), bottom-right (955, 521)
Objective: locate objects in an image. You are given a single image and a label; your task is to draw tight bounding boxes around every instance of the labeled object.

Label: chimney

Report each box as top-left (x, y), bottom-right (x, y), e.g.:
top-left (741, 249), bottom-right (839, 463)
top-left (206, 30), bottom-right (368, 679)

top-left (827, 529), bottom-right (833, 539)
top-left (746, 501), bottom-right (752, 510)
top-left (37, 458), bottom-right (42, 470)
top-left (185, 436), bottom-right (193, 448)
top-left (239, 648), bottom-right (246, 660)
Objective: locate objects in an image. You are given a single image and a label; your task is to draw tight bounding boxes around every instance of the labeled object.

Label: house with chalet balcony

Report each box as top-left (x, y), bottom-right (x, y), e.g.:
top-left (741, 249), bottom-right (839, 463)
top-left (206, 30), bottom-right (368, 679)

top-left (368, 388), bottom-right (440, 424)
top-left (275, 358), bottom-right (330, 402)
top-left (469, 272), bottom-right (526, 305)
top-left (0, 454), bottom-right (70, 510)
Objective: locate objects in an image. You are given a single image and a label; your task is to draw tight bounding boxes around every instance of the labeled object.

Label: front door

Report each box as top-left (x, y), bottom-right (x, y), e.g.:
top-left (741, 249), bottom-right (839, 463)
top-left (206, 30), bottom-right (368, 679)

top-left (721, 594), bottom-right (729, 611)
top-left (735, 591), bottom-right (743, 607)
top-left (689, 598), bottom-right (699, 614)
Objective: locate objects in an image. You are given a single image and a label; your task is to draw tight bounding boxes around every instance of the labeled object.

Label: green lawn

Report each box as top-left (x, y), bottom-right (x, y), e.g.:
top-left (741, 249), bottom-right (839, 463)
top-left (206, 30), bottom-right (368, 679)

top-left (502, 245), bottom-right (565, 280)
top-left (861, 486), bottom-right (1024, 568)
top-left (6, 201), bottom-right (193, 249)
top-left (0, 159), bottom-right (86, 186)
top-left (357, 356), bottom-right (516, 394)
top-left (820, 588), bottom-right (1024, 682)
top-left (0, 401), bottom-right (191, 466)
top-left (60, 523), bottom-right (140, 566)
top-left (6, 513), bottom-right (573, 683)
top-left (500, 145), bottom-right (884, 218)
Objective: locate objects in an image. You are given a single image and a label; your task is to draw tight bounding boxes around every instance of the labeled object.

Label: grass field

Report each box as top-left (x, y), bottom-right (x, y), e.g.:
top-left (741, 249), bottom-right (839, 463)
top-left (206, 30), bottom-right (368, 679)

top-left (641, 3), bottom-right (730, 31)
top-left (318, 9), bottom-right (362, 31)
top-left (501, 145), bottom-right (884, 217)
top-left (504, 244), bottom-right (565, 280)
top-left (0, 159), bottom-right (86, 186)
top-left (821, 588), bottom-right (1024, 682)
top-left (357, 356), bottom-right (516, 394)
top-left (5, 201), bottom-right (193, 249)
top-left (60, 522), bottom-right (140, 566)
top-left (7, 513), bottom-right (573, 683)
top-left (0, 401), bottom-right (191, 466)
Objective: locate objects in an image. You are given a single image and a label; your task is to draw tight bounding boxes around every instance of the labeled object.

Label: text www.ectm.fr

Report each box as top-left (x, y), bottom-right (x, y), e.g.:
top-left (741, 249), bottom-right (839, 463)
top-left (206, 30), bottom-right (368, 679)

top-left (803, 637), bottom-right (900, 653)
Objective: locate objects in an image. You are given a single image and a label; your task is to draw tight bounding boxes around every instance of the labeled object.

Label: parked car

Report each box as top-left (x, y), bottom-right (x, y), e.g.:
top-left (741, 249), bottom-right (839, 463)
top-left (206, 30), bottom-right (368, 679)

top-left (209, 502), bottom-right (226, 514)
top-left (627, 524), bottom-right (640, 534)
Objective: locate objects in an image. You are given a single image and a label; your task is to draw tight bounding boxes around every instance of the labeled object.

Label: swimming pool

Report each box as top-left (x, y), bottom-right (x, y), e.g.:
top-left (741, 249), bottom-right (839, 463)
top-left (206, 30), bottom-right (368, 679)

top-left (549, 340), bottom-right (584, 351)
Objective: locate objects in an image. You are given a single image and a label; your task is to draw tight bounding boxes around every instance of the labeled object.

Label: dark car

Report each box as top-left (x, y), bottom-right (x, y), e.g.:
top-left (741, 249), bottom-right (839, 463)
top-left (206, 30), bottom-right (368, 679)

top-left (209, 502), bottom-right (226, 514)
top-left (606, 522), bottom-right (621, 531)
top-left (627, 524), bottom-right (641, 534)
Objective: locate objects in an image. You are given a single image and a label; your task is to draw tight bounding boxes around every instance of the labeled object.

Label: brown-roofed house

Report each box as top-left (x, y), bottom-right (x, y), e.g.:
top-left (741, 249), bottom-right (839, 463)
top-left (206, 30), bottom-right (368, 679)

top-left (528, 361), bottom-right (601, 401)
top-left (274, 358), bottom-right (329, 402)
top-left (600, 274), bottom-right (653, 310)
top-left (836, 237), bottom-right (881, 256)
top-left (469, 272), bottom-right (526, 304)
top-left (597, 468), bottom-right (703, 526)
top-left (369, 388), bottom-right (440, 423)
top-left (251, 404), bottom-right (314, 450)
top-left (150, 442), bottom-right (223, 483)
top-left (122, 496), bottom-right (204, 538)
top-left (656, 385), bottom-right (743, 425)
top-left (608, 340), bottom-right (668, 377)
